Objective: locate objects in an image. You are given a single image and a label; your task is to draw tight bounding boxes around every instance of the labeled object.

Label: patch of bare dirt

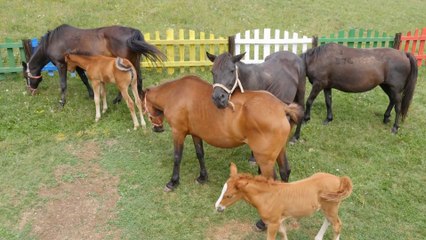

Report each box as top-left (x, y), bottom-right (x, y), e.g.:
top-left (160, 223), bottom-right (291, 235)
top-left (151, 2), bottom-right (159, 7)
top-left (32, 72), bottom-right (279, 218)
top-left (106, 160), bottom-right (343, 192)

top-left (205, 220), bottom-right (258, 240)
top-left (19, 140), bottom-right (121, 240)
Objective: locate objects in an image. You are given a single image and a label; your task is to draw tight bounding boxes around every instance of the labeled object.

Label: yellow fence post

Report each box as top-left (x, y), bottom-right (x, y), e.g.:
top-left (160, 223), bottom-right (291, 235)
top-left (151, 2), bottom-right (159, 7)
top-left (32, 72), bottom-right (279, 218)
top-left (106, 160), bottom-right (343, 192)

top-left (166, 29), bottom-right (175, 75)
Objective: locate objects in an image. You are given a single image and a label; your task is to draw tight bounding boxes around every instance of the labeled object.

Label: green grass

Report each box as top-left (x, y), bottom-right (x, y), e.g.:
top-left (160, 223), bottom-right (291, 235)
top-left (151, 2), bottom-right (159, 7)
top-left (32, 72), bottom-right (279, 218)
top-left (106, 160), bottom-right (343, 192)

top-left (1, 1), bottom-right (426, 240)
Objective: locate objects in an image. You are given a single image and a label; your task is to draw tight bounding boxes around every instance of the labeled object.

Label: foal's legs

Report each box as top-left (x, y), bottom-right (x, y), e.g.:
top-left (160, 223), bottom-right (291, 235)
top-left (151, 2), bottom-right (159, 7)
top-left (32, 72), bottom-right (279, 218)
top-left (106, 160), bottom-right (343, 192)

top-left (75, 67), bottom-right (94, 99)
top-left (92, 81), bottom-right (102, 122)
top-left (101, 82), bottom-right (108, 114)
top-left (130, 77), bottom-right (146, 128)
top-left (315, 218), bottom-right (330, 240)
top-left (323, 88), bottom-right (333, 124)
top-left (304, 80), bottom-right (324, 122)
top-left (118, 83), bottom-right (140, 129)
top-left (278, 223), bottom-right (289, 240)
top-left (266, 222), bottom-right (280, 240)
top-left (321, 203), bottom-right (342, 240)
top-left (192, 136), bottom-right (208, 184)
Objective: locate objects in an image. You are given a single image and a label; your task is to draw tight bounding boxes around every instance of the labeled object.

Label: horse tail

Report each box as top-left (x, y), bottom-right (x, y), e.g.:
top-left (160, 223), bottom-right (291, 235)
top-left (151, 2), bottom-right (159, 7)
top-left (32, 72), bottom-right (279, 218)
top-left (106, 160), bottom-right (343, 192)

top-left (115, 57), bottom-right (136, 84)
top-left (127, 30), bottom-right (166, 65)
top-left (320, 176), bottom-right (353, 202)
top-left (400, 52), bottom-right (418, 121)
top-left (284, 103), bottom-right (304, 128)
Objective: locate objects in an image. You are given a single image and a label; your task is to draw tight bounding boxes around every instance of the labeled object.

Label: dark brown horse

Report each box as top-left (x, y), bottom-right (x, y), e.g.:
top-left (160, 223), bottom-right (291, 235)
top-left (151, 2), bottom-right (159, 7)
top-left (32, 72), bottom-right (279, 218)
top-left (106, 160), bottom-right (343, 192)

top-left (301, 43), bottom-right (418, 133)
top-left (22, 24), bottom-right (165, 106)
top-left (143, 75), bottom-right (303, 191)
top-left (206, 51), bottom-right (306, 142)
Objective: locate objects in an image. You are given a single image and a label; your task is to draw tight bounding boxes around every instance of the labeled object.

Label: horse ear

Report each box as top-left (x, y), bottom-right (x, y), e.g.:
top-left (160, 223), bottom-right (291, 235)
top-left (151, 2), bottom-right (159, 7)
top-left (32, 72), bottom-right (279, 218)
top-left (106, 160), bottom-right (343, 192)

top-left (232, 52), bottom-right (245, 63)
top-left (22, 61), bottom-right (27, 70)
top-left (230, 162), bottom-right (238, 176)
top-left (206, 52), bottom-right (216, 62)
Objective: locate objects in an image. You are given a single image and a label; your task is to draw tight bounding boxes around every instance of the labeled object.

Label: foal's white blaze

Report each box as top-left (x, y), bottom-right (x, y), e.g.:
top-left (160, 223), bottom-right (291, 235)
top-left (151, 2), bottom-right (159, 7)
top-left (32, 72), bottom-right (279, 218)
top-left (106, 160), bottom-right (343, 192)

top-left (314, 218), bottom-right (330, 240)
top-left (215, 183), bottom-right (228, 210)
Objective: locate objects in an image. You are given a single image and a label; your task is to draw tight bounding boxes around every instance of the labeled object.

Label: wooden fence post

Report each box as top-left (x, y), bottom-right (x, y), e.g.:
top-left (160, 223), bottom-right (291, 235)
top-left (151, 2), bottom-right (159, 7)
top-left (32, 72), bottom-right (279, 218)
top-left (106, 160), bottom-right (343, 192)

top-left (393, 33), bottom-right (401, 49)
top-left (228, 35), bottom-right (235, 55)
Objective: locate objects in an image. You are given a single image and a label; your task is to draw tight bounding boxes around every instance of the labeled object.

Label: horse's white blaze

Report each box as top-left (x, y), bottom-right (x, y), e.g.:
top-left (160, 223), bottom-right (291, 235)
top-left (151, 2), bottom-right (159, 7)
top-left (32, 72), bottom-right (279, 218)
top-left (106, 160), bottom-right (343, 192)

top-left (314, 218), bottom-right (330, 240)
top-left (215, 183), bottom-right (228, 209)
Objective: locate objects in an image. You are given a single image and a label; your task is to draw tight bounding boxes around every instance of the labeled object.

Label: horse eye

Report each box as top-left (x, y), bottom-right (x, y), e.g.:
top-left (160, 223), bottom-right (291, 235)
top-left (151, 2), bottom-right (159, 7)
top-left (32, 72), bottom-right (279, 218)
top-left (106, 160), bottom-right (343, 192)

top-left (226, 195), bottom-right (233, 199)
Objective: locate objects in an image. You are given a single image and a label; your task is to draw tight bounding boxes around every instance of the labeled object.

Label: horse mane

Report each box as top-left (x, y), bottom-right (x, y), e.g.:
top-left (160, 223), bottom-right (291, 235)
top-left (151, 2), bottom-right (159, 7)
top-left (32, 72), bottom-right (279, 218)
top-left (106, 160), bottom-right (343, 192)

top-left (37, 24), bottom-right (72, 53)
top-left (212, 52), bottom-right (233, 71)
top-left (234, 173), bottom-right (282, 186)
top-left (302, 43), bottom-right (333, 62)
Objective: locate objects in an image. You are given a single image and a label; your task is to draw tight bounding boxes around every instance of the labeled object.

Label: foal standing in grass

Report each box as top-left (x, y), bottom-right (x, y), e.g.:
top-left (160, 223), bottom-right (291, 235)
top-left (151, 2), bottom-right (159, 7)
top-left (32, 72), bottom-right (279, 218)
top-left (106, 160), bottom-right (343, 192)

top-left (215, 163), bottom-right (352, 240)
top-left (65, 54), bottom-right (146, 129)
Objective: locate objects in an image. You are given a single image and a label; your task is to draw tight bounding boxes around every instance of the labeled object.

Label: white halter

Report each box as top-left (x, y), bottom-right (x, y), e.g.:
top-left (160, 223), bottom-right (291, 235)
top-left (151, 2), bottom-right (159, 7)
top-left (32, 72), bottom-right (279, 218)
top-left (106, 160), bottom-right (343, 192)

top-left (212, 65), bottom-right (245, 95)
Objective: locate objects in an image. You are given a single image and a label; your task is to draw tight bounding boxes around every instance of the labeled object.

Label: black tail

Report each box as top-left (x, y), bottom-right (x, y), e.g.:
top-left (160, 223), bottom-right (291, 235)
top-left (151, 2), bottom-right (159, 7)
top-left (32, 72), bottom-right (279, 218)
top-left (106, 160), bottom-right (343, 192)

top-left (401, 53), bottom-right (418, 121)
top-left (127, 30), bottom-right (166, 65)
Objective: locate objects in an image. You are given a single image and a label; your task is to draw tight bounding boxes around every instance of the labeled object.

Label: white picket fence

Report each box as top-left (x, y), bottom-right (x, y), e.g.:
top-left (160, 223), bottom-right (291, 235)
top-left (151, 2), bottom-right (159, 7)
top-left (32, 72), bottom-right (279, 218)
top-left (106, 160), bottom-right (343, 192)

top-left (234, 28), bottom-right (313, 64)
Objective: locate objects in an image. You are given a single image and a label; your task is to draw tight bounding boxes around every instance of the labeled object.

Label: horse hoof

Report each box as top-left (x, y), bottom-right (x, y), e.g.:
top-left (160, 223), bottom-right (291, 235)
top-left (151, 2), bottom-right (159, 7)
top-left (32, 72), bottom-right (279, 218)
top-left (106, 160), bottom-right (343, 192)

top-left (253, 219), bottom-right (267, 232)
top-left (196, 177), bottom-right (208, 184)
top-left (322, 119), bottom-right (331, 125)
top-left (163, 186), bottom-right (174, 192)
top-left (391, 127), bottom-right (398, 134)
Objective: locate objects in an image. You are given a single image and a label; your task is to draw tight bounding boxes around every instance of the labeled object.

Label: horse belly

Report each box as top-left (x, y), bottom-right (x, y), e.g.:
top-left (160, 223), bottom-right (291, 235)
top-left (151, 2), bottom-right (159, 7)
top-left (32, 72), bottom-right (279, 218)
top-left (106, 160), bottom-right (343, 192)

top-left (331, 70), bottom-right (383, 93)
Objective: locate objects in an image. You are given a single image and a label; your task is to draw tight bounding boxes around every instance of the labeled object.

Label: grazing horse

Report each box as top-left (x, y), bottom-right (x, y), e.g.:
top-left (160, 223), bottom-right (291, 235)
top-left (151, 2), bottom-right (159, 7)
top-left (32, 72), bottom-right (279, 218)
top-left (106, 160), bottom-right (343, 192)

top-left (301, 43), bottom-right (418, 133)
top-left (143, 75), bottom-right (303, 191)
top-left (215, 163), bottom-right (353, 240)
top-left (65, 53), bottom-right (146, 129)
top-left (22, 24), bottom-right (165, 106)
top-left (206, 51), bottom-right (306, 142)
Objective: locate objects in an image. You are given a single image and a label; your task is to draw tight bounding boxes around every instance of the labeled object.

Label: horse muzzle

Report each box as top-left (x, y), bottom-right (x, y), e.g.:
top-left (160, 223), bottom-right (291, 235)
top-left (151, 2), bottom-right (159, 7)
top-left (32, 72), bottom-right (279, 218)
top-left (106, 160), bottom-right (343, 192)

top-left (216, 205), bottom-right (226, 212)
top-left (27, 86), bottom-right (38, 96)
top-left (152, 125), bottom-right (164, 133)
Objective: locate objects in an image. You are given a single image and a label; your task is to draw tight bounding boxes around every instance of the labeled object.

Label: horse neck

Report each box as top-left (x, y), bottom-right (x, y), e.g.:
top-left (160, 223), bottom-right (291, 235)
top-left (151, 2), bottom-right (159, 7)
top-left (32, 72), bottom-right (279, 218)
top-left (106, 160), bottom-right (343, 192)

top-left (240, 178), bottom-right (286, 208)
top-left (236, 62), bottom-right (260, 89)
top-left (28, 46), bottom-right (50, 74)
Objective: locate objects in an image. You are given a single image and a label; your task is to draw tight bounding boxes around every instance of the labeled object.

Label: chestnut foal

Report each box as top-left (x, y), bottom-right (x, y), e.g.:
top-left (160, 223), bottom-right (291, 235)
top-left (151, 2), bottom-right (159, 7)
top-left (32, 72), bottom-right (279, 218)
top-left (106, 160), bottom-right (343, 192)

top-left (65, 54), bottom-right (146, 129)
top-left (215, 163), bottom-right (353, 240)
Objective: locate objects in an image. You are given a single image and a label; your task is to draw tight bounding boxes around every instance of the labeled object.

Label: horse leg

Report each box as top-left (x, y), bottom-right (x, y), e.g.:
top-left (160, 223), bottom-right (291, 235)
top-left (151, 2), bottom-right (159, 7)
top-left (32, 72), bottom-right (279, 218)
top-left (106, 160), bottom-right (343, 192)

top-left (291, 77), bottom-right (306, 142)
top-left (276, 149), bottom-right (290, 182)
top-left (119, 83), bottom-right (139, 130)
top-left (75, 67), bottom-right (94, 99)
top-left (248, 151), bottom-right (257, 166)
top-left (279, 223), bottom-right (289, 240)
top-left (191, 136), bottom-right (208, 184)
top-left (101, 82), bottom-right (108, 114)
top-left (321, 203), bottom-right (342, 240)
top-left (130, 76), bottom-right (146, 128)
top-left (266, 222), bottom-right (280, 240)
top-left (92, 81), bottom-right (101, 122)
top-left (314, 218), bottom-right (330, 240)
top-left (391, 92), bottom-right (402, 134)
top-left (304, 81), bottom-right (323, 122)
top-left (57, 64), bottom-right (68, 107)
top-left (165, 134), bottom-right (185, 191)
top-left (323, 88), bottom-right (333, 124)
top-left (379, 84), bottom-right (395, 124)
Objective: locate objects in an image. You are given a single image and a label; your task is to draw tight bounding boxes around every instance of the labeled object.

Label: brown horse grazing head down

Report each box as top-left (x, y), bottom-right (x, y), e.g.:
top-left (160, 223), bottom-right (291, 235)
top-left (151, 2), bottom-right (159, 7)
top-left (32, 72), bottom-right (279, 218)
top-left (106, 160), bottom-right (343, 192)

top-left (215, 163), bottom-right (353, 240)
top-left (22, 24), bottom-right (165, 106)
top-left (64, 53), bottom-right (146, 129)
top-left (301, 43), bottom-right (418, 133)
top-left (143, 75), bottom-right (303, 191)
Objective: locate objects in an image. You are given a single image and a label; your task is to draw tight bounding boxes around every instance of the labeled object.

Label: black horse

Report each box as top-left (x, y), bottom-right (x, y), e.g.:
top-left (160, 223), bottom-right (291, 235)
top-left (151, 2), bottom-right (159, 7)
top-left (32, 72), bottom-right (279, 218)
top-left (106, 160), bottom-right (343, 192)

top-left (22, 24), bottom-right (165, 106)
top-left (206, 51), bottom-right (306, 142)
top-left (301, 43), bottom-right (418, 133)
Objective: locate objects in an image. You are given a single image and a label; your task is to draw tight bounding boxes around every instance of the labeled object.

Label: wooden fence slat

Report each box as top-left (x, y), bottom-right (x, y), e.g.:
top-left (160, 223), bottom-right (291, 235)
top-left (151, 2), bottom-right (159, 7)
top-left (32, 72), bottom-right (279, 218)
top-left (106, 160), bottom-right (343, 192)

top-left (179, 29), bottom-right (185, 73)
top-left (274, 29), bottom-right (280, 52)
top-left (400, 27), bottom-right (426, 66)
top-left (263, 28), bottom-right (271, 59)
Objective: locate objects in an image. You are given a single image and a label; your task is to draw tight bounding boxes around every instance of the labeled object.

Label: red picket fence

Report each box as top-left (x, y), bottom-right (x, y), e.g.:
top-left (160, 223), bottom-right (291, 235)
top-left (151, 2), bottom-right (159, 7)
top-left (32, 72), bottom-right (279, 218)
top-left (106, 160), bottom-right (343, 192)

top-left (398, 27), bottom-right (426, 67)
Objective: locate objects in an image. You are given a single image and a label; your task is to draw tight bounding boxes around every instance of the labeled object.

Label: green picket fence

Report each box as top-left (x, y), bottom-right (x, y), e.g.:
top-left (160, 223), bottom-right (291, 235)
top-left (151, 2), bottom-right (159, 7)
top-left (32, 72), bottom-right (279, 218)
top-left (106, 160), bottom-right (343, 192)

top-left (0, 39), bottom-right (26, 78)
top-left (317, 28), bottom-right (396, 48)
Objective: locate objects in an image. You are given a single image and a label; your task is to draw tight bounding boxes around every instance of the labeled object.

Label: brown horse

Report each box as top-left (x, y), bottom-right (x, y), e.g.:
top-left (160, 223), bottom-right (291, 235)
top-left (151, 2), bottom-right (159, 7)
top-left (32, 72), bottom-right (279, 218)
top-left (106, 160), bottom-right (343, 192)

top-left (215, 163), bottom-right (353, 240)
top-left (22, 24), bottom-right (165, 106)
top-left (65, 53), bottom-right (146, 129)
top-left (143, 75), bottom-right (303, 191)
top-left (302, 43), bottom-right (418, 133)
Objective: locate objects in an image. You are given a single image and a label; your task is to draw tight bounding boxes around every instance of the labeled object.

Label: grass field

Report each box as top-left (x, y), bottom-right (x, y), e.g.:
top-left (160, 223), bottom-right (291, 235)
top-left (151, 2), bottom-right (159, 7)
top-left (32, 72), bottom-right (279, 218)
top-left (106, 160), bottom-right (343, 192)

top-left (1, 1), bottom-right (426, 240)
